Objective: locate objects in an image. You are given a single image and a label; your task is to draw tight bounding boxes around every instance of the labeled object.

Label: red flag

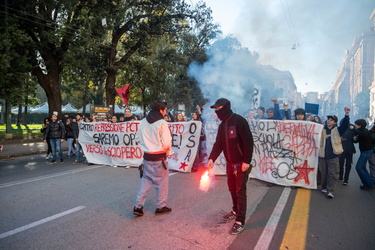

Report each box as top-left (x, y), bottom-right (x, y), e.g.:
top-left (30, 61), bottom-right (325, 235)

top-left (116, 84), bottom-right (130, 105)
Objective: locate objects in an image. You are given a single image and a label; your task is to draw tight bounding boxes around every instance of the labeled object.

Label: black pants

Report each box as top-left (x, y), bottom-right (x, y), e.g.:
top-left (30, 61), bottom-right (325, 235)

top-left (339, 151), bottom-right (353, 182)
top-left (226, 162), bottom-right (251, 225)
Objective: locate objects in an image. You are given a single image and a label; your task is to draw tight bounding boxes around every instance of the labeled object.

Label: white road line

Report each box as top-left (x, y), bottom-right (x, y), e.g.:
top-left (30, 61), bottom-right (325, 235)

top-left (0, 206), bottom-right (85, 239)
top-left (254, 187), bottom-right (291, 250)
top-left (0, 165), bottom-right (103, 188)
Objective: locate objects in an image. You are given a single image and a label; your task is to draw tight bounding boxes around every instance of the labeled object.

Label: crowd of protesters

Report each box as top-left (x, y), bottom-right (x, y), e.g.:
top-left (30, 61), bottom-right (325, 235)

top-left (42, 99), bottom-right (375, 199)
top-left (244, 98), bottom-right (375, 198)
top-left (37, 98), bottom-right (375, 236)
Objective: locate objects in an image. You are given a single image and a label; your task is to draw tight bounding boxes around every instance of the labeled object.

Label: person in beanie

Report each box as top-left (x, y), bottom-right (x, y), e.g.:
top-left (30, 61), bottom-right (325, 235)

top-left (352, 119), bottom-right (374, 190)
top-left (319, 107), bottom-right (351, 198)
top-left (133, 100), bottom-right (173, 216)
top-left (207, 98), bottom-right (254, 235)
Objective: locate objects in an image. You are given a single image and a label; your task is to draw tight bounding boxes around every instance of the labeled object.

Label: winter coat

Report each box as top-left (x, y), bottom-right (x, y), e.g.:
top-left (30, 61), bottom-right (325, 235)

top-left (44, 120), bottom-right (65, 140)
top-left (65, 123), bottom-right (78, 139)
top-left (353, 127), bottom-right (372, 152)
top-left (209, 112), bottom-right (253, 165)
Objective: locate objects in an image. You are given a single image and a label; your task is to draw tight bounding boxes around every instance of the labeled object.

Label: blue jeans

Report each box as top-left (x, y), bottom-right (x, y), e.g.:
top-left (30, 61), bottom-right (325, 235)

top-left (75, 141), bottom-right (81, 161)
top-left (50, 139), bottom-right (63, 161)
top-left (135, 160), bottom-right (169, 209)
top-left (355, 150), bottom-right (374, 188)
top-left (67, 138), bottom-right (76, 156)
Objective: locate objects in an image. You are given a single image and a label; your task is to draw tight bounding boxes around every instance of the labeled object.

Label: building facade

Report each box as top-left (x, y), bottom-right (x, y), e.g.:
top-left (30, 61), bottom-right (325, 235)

top-left (330, 8), bottom-right (375, 121)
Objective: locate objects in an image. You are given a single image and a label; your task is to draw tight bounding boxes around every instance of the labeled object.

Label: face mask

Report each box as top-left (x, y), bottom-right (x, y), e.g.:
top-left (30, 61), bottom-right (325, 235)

top-left (215, 103), bottom-right (232, 121)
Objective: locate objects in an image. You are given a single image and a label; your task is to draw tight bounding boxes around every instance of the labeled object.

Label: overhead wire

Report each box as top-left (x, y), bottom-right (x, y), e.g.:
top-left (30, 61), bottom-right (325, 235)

top-left (279, 0), bottom-right (305, 84)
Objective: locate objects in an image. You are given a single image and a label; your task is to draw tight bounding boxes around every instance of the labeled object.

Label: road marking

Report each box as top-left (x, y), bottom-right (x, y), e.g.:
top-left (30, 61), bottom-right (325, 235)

top-left (280, 188), bottom-right (311, 250)
top-left (0, 165), bottom-right (104, 188)
top-left (0, 206), bottom-right (85, 239)
top-left (254, 187), bottom-right (291, 250)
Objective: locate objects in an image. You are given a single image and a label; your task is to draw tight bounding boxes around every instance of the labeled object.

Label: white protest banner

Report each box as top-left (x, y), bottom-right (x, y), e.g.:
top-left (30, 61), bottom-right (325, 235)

top-left (79, 121), bottom-right (201, 172)
top-left (79, 121), bottom-right (143, 166)
top-left (204, 118), bottom-right (226, 175)
top-left (204, 119), bottom-right (323, 189)
top-left (167, 121), bottom-right (202, 172)
top-left (249, 119), bottom-right (323, 189)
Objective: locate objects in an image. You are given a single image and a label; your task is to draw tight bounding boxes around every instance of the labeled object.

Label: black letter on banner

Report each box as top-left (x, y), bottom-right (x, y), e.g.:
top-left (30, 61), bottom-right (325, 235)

top-left (171, 134), bottom-right (179, 147)
top-left (187, 135), bottom-right (196, 148)
top-left (123, 133), bottom-right (136, 146)
top-left (184, 149), bottom-right (192, 162)
top-left (189, 122), bottom-right (197, 134)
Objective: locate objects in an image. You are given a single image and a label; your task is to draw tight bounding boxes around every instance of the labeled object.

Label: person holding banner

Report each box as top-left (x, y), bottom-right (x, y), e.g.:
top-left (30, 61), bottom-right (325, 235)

top-left (123, 108), bottom-right (138, 122)
top-left (207, 98), bottom-right (254, 235)
top-left (255, 106), bottom-right (266, 119)
top-left (319, 107), bottom-right (351, 198)
top-left (133, 100), bottom-right (173, 216)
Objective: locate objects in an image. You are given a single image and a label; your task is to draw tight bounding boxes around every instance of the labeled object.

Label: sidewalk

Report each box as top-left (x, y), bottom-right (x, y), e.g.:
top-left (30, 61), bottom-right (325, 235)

top-left (0, 141), bottom-right (68, 160)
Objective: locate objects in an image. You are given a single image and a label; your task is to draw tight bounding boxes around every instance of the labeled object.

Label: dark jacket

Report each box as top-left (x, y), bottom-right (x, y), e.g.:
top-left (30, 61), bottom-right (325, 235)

top-left (341, 126), bottom-right (356, 154)
top-left (44, 120), bottom-right (65, 140)
top-left (353, 127), bottom-right (372, 152)
top-left (123, 114), bottom-right (137, 122)
top-left (65, 123), bottom-right (78, 139)
top-left (209, 112), bottom-right (253, 164)
top-left (280, 109), bottom-right (291, 120)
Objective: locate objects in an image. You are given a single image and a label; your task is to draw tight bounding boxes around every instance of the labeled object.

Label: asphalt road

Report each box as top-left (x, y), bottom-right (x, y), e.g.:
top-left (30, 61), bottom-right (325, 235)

top-left (0, 152), bottom-right (374, 250)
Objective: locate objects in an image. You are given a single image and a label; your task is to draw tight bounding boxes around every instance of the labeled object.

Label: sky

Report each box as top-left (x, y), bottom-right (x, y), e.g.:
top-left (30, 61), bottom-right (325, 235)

top-left (190, 0), bottom-right (375, 94)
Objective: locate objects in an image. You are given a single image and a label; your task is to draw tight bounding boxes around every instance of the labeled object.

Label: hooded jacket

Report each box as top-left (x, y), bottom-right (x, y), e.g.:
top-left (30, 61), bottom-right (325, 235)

top-left (136, 110), bottom-right (172, 154)
top-left (209, 102), bottom-right (253, 164)
top-left (319, 115), bottom-right (349, 158)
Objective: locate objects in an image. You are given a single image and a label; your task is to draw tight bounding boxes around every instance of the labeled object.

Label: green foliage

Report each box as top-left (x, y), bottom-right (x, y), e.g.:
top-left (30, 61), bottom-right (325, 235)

top-left (2, 0), bottom-right (220, 120)
top-left (0, 21), bottom-right (38, 105)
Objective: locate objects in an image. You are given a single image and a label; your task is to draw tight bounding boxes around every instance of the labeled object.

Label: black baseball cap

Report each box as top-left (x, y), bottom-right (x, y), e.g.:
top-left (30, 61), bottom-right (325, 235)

top-left (210, 98), bottom-right (230, 108)
top-left (327, 115), bottom-right (338, 123)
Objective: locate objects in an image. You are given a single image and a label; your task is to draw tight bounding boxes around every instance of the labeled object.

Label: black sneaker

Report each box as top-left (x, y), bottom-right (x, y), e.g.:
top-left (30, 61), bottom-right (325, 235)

top-left (222, 211), bottom-right (236, 222)
top-left (133, 206), bottom-right (144, 216)
top-left (229, 222), bottom-right (244, 235)
top-left (50, 160), bottom-right (56, 164)
top-left (155, 206), bottom-right (172, 215)
top-left (60, 159), bottom-right (64, 164)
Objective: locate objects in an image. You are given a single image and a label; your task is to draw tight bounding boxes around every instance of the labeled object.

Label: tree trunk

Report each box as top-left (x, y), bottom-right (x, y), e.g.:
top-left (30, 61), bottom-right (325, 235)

top-left (23, 95), bottom-right (28, 126)
top-left (5, 99), bottom-right (12, 136)
top-left (83, 81), bottom-right (88, 115)
top-left (17, 104), bottom-right (22, 126)
top-left (33, 60), bottom-right (63, 120)
top-left (105, 68), bottom-right (117, 116)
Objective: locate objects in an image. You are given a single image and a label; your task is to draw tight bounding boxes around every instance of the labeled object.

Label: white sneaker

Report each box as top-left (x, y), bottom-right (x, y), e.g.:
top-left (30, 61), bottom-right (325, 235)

top-left (327, 192), bottom-right (334, 198)
top-left (113, 165), bottom-right (118, 168)
top-left (321, 189), bottom-right (327, 193)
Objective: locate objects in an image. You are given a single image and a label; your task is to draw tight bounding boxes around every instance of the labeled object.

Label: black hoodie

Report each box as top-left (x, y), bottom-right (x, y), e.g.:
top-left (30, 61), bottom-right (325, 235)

top-left (209, 103), bottom-right (253, 164)
top-left (146, 110), bottom-right (164, 124)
